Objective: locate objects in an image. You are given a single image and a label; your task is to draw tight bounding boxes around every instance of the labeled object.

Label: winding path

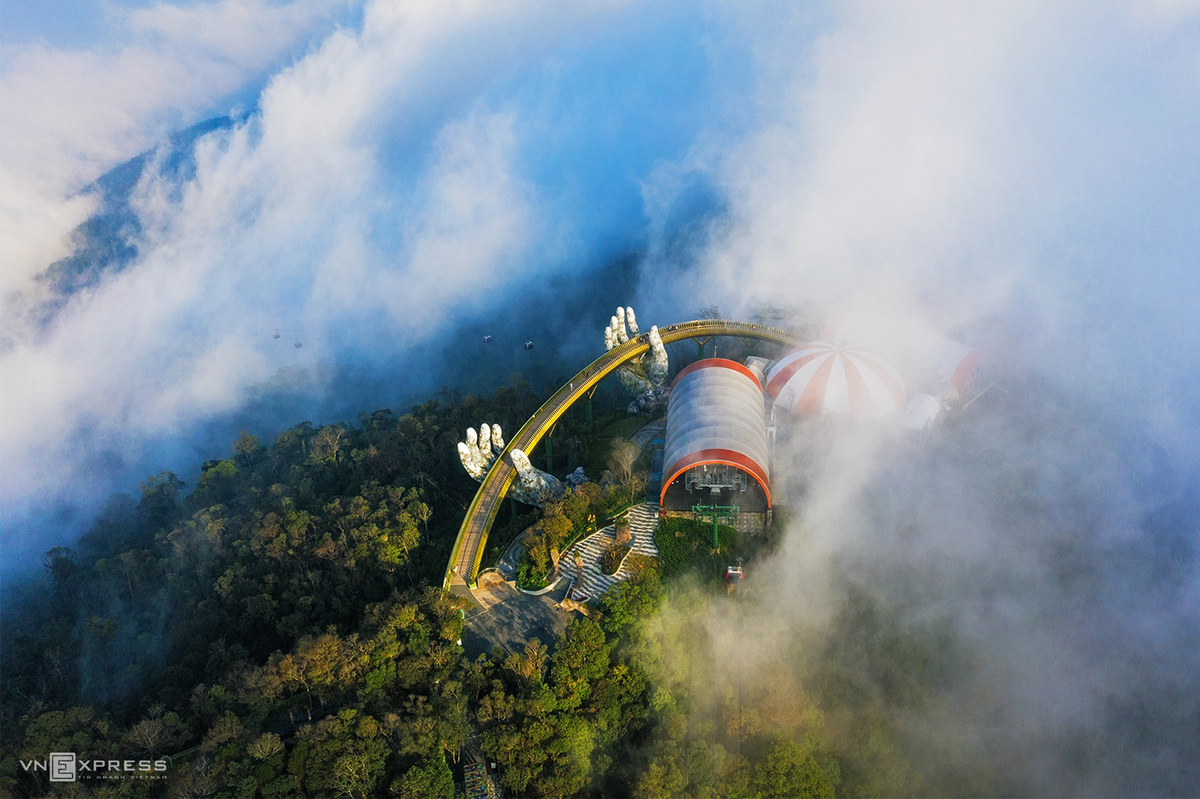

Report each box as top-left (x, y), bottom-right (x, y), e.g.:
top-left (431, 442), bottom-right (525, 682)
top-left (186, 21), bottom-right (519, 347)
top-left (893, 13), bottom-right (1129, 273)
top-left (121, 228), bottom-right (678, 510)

top-left (445, 320), bottom-right (805, 588)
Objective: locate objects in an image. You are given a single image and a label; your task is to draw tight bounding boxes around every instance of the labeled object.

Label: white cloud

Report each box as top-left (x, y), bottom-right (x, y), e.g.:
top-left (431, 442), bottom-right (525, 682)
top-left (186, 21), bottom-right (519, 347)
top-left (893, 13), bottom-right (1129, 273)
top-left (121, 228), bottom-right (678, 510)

top-left (644, 2), bottom-right (1200, 790)
top-left (0, 0), bottom-right (346, 294)
top-left (0, 0), bottom-right (638, 526)
top-left (674, 2), bottom-right (1042, 314)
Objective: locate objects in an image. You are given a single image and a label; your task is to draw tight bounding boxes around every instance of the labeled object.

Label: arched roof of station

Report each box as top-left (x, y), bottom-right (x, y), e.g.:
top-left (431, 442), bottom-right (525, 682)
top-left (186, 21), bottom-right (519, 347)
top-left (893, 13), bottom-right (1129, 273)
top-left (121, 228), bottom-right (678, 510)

top-left (662, 358), bottom-right (770, 506)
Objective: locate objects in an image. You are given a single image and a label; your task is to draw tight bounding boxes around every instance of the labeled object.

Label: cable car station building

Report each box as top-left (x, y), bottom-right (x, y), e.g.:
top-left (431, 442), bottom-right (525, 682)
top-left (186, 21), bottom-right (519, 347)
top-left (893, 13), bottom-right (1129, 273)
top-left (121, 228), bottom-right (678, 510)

top-left (660, 358), bottom-right (772, 533)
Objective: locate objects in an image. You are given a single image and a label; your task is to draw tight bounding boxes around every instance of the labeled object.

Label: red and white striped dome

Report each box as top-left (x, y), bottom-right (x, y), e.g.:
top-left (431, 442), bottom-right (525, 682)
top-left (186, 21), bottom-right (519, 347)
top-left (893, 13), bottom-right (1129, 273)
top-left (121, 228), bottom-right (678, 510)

top-left (765, 341), bottom-right (906, 419)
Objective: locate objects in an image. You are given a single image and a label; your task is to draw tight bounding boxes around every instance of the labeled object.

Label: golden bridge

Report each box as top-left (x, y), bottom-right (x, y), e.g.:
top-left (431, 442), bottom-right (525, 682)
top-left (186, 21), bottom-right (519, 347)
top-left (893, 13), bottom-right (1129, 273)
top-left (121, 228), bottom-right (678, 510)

top-left (444, 320), bottom-right (805, 589)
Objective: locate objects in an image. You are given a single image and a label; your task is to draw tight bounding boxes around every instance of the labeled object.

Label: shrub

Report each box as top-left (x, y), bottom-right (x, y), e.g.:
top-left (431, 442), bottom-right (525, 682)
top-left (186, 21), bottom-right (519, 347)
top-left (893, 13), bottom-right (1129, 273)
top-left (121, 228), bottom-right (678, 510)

top-left (593, 484), bottom-right (637, 520)
top-left (598, 563), bottom-right (664, 633)
top-left (517, 549), bottom-right (551, 591)
top-left (600, 543), bottom-right (631, 576)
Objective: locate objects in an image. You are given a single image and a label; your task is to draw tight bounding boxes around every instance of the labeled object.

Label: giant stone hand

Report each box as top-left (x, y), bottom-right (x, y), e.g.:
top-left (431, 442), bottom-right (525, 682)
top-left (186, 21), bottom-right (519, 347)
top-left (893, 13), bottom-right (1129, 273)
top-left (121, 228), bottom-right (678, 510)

top-left (509, 448), bottom-right (565, 506)
top-left (604, 306), bottom-right (669, 415)
top-left (457, 423), bottom-right (564, 506)
top-left (457, 423), bottom-right (504, 480)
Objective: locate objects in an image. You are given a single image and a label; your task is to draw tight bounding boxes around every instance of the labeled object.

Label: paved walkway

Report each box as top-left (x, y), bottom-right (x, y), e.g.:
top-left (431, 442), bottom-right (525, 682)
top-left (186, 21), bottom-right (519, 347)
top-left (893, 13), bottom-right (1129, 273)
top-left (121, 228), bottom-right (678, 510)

top-left (471, 572), bottom-right (512, 611)
top-left (460, 579), bottom-right (574, 660)
top-left (494, 531), bottom-right (528, 581)
top-left (558, 503), bottom-right (659, 603)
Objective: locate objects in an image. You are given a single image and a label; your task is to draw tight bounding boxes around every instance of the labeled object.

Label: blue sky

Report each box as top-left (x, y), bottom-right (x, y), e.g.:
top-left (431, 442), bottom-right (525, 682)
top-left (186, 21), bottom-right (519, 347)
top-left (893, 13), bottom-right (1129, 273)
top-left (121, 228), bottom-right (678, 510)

top-left (2, 0), bottom-right (150, 49)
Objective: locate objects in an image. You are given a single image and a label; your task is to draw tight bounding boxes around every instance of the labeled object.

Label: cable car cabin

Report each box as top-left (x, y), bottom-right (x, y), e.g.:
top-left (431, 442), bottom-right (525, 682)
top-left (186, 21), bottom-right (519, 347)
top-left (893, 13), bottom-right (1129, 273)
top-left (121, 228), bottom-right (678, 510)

top-left (725, 564), bottom-right (744, 594)
top-left (660, 359), bottom-right (771, 533)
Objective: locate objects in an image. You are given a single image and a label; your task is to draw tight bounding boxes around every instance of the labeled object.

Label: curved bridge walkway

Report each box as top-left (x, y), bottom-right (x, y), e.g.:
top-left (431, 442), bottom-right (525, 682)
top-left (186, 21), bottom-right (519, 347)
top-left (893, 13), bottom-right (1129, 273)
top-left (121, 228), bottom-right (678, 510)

top-left (445, 320), bottom-right (805, 589)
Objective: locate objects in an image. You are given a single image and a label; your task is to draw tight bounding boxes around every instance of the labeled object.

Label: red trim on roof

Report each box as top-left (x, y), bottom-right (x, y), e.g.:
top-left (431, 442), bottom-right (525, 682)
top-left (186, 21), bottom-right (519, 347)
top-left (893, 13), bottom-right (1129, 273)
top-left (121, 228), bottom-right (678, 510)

top-left (660, 448), bottom-right (771, 507)
top-left (796, 353), bottom-right (835, 413)
top-left (764, 346), bottom-right (827, 399)
top-left (950, 349), bottom-right (983, 393)
top-left (671, 358), bottom-right (763, 391)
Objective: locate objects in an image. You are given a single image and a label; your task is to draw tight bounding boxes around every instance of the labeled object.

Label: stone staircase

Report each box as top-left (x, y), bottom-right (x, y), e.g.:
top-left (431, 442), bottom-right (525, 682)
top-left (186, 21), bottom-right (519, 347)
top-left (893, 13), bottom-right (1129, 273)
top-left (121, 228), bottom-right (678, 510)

top-left (559, 503), bottom-right (659, 603)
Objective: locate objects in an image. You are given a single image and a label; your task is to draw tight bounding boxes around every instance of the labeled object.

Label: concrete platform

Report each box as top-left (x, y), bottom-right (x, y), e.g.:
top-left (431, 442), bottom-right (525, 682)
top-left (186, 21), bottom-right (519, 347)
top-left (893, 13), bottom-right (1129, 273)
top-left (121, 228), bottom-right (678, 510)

top-left (460, 579), bottom-right (577, 660)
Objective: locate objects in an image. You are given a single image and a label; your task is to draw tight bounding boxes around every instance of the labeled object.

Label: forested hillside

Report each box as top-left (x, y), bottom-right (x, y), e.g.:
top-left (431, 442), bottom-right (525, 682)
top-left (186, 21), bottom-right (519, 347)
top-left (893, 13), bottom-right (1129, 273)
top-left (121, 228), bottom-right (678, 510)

top-left (1, 380), bottom-right (943, 798)
top-left (2, 381), bottom-right (544, 796)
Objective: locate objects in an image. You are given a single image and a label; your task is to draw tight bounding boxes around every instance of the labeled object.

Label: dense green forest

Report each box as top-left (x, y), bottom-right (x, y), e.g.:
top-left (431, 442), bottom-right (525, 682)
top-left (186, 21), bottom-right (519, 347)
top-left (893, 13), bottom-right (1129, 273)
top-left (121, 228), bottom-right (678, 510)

top-left (1, 379), bottom-right (960, 798)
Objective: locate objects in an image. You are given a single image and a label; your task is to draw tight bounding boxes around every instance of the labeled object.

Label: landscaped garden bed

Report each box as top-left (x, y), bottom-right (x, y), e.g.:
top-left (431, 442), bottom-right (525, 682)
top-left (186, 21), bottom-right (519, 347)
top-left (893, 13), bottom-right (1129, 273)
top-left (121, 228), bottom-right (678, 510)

top-left (600, 542), bottom-right (632, 576)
